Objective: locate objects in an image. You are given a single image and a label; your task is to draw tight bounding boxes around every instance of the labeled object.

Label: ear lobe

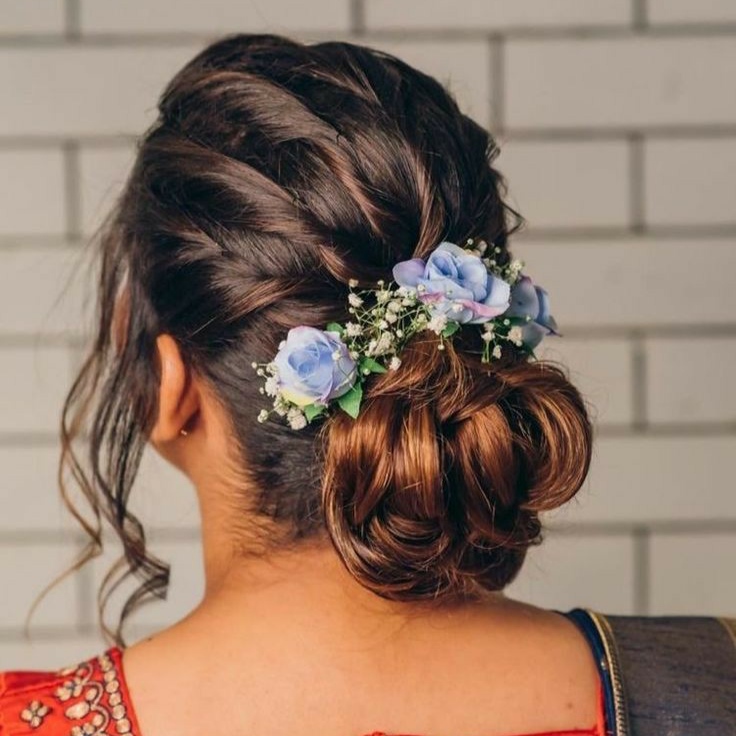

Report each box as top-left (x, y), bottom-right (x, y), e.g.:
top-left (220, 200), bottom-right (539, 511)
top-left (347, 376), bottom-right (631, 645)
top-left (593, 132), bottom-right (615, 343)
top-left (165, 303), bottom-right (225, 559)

top-left (150, 333), bottom-right (200, 444)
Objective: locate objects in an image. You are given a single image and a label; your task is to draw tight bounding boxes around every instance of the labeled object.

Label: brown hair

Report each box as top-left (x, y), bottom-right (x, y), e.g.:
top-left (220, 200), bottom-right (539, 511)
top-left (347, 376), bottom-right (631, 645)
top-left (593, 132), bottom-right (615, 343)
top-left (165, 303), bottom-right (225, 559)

top-left (50, 33), bottom-right (592, 644)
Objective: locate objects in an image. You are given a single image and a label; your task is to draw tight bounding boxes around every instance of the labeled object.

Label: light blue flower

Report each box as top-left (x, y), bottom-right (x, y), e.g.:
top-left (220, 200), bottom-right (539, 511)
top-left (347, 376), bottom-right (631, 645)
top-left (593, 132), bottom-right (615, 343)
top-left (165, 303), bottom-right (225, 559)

top-left (392, 241), bottom-right (510, 324)
top-left (272, 326), bottom-right (357, 407)
top-left (506, 275), bottom-right (559, 349)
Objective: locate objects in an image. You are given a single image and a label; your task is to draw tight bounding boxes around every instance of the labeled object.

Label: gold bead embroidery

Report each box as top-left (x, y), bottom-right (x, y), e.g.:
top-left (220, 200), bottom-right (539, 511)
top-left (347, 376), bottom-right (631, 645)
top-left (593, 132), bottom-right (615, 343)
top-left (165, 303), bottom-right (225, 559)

top-left (20, 700), bottom-right (50, 729)
top-left (44, 650), bottom-right (133, 736)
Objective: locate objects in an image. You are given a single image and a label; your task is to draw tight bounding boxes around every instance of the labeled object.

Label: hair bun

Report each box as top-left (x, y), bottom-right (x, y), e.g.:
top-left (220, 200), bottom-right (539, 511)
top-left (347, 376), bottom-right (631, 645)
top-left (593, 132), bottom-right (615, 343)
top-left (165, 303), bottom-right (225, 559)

top-left (319, 334), bottom-right (593, 602)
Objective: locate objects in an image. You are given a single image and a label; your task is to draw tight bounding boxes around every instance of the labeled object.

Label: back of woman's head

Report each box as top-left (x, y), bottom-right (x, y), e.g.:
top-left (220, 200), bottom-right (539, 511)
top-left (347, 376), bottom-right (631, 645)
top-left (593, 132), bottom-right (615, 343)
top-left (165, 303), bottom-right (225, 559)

top-left (62, 33), bottom-right (593, 640)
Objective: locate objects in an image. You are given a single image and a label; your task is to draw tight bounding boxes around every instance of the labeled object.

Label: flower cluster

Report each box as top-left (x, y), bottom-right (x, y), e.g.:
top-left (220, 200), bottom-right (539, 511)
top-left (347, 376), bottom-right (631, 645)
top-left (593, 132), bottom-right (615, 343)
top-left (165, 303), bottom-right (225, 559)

top-left (252, 238), bottom-right (559, 429)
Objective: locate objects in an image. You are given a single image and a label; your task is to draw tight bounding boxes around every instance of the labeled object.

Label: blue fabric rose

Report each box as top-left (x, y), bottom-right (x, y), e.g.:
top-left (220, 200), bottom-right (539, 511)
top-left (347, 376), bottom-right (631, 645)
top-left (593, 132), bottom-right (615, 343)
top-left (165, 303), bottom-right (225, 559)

top-left (506, 275), bottom-right (560, 349)
top-left (392, 241), bottom-right (511, 323)
top-left (272, 326), bottom-right (357, 407)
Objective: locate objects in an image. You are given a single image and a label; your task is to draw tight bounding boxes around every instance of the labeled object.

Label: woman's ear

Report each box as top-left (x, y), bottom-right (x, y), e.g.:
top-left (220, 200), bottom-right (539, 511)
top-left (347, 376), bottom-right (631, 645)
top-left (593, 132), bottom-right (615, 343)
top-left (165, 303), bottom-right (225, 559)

top-left (149, 333), bottom-right (200, 445)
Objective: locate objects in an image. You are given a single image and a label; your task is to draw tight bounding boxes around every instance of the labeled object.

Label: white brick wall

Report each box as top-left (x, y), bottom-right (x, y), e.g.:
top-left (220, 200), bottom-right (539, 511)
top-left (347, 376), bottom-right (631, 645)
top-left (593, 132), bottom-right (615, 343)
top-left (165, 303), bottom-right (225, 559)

top-left (1, 1), bottom-right (734, 669)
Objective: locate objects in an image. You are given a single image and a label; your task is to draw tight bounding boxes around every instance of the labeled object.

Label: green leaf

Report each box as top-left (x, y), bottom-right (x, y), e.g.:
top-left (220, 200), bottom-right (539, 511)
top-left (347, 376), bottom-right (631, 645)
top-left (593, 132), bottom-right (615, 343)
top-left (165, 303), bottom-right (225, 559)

top-left (441, 321), bottom-right (460, 338)
top-left (303, 403), bottom-right (327, 421)
top-left (325, 322), bottom-right (345, 336)
top-left (336, 382), bottom-right (363, 419)
top-left (359, 356), bottom-right (388, 374)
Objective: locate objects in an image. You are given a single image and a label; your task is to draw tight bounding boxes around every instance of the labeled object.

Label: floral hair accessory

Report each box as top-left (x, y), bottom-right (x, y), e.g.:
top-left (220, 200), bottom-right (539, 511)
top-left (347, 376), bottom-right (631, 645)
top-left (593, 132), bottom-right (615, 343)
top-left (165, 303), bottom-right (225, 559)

top-left (252, 238), bottom-right (560, 429)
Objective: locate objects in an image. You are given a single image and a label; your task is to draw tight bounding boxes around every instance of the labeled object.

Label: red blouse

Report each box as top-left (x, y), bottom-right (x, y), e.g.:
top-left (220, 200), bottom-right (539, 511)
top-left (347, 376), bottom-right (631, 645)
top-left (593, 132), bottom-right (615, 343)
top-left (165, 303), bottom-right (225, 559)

top-left (0, 646), bottom-right (608, 736)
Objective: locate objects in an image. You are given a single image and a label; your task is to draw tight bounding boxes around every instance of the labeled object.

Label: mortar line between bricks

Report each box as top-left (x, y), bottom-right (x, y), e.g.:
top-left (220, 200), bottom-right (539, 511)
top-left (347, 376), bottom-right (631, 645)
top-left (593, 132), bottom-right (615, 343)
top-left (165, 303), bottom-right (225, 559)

top-left (63, 140), bottom-right (82, 240)
top-left (1, 521), bottom-right (734, 545)
top-left (64, 0), bottom-right (81, 40)
top-left (631, 331), bottom-right (648, 431)
top-left (11, 222), bottom-right (736, 248)
top-left (2, 128), bottom-right (736, 149)
top-left (504, 126), bottom-right (736, 142)
top-left (3, 324), bottom-right (736, 350)
top-left (489, 35), bottom-right (505, 135)
top-left (632, 0), bottom-right (649, 30)
top-left (628, 132), bottom-right (646, 234)
top-left (632, 526), bottom-right (651, 614)
top-left (1, 422), bottom-right (735, 451)
top-left (5, 25), bottom-right (736, 46)
top-left (350, 0), bottom-right (366, 36)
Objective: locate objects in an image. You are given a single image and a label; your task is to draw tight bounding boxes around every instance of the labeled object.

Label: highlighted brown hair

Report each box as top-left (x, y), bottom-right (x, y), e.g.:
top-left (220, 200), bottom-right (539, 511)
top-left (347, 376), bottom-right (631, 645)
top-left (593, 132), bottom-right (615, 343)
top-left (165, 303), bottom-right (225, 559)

top-left (49, 33), bottom-right (592, 644)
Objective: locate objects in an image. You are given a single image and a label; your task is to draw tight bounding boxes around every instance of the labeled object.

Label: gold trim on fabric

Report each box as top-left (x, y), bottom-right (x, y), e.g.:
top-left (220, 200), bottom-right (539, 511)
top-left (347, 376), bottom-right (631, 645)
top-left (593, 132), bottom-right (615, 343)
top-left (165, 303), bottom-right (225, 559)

top-left (583, 609), bottom-right (630, 736)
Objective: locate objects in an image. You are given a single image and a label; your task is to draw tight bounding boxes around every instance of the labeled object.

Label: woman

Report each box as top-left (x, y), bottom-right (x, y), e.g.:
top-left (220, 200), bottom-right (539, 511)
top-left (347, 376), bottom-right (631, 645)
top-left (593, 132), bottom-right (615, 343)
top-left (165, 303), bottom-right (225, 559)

top-left (1, 34), bottom-right (733, 736)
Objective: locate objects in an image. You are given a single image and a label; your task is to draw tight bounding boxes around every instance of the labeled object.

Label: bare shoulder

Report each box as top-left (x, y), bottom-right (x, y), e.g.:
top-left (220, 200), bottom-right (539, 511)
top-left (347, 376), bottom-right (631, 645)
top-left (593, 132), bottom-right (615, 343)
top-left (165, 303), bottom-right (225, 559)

top-left (119, 598), bottom-right (603, 736)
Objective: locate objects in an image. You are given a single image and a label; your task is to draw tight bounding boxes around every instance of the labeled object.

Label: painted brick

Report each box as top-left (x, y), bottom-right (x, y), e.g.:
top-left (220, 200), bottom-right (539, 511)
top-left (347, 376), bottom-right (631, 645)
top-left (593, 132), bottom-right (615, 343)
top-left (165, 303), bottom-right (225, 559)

top-left (0, 46), bottom-right (200, 137)
top-left (79, 145), bottom-right (136, 236)
top-left (549, 436), bottom-right (736, 525)
top-left (364, 39), bottom-right (493, 127)
top-left (0, 347), bottom-right (74, 433)
top-left (649, 533), bottom-right (736, 615)
top-left (0, 247), bottom-right (88, 337)
top-left (499, 140), bottom-right (630, 230)
top-left (536, 338), bottom-right (633, 427)
top-left (506, 37), bottom-right (736, 130)
top-left (645, 137), bottom-right (736, 228)
top-left (516, 237), bottom-right (736, 328)
top-left (0, 444), bottom-right (197, 534)
top-left (648, 1), bottom-right (736, 24)
top-left (0, 149), bottom-right (66, 235)
top-left (0, 446), bottom-right (74, 532)
top-left (81, 0), bottom-right (350, 34)
top-left (646, 337), bottom-right (736, 424)
top-left (1, 0), bottom-right (65, 35)
top-left (0, 541), bottom-right (80, 629)
top-left (507, 532), bottom-right (636, 615)
top-left (365, 0), bottom-right (630, 30)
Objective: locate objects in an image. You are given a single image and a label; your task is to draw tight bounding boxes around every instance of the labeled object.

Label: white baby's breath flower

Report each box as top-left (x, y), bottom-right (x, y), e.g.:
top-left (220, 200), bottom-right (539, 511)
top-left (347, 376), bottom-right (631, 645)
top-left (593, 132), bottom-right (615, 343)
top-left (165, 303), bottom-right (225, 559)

top-left (386, 300), bottom-right (402, 313)
top-left (286, 407), bottom-right (307, 430)
top-left (273, 396), bottom-right (289, 416)
top-left (376, 289), bottom-right (391, 304)
top-left (257, 409), bottom-right (269, 423)
top-left (348, 278), bottom-right (359, 288)
top-left (251, 361), bottom-right (258, 369)
top-left (348, 293), bottom-right (364, 308)
top-left (349, 349), bottom-right (360, 360)
top-left (373, 332), bottom-right (393, 356)
top-left (345, 322), bottom-right (362, 337)
top-left (481, 331), bottom-right (494, 343)
top-left (264, 376), bottom-right (279, 396)
top-left (389, 356), bottom-right (401, 371)
top-left (492, 344), bottom-right (502, 359)
top-left (384, 312), bottom-right (398, 323)
top-left (332, 349), bottom-right (342, 361)
top-left (378, 319), bottom-right (389, 329)
top-left (508, 326), bottom-right (524, 346)
top-left (427, 314), bottom-right (448, 334)
top-left (396, 328), bottom-right (404, 337)
top-left (483, 322), bottom-right (495, 332)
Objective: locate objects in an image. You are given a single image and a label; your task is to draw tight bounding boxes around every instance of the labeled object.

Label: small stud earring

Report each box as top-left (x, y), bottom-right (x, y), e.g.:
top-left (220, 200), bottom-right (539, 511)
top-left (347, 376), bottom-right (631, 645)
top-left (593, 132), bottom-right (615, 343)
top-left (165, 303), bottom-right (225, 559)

top-left (180, 428), bottom-right (188, 436)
